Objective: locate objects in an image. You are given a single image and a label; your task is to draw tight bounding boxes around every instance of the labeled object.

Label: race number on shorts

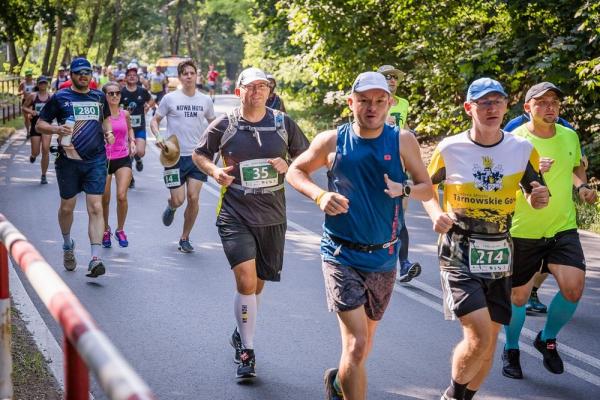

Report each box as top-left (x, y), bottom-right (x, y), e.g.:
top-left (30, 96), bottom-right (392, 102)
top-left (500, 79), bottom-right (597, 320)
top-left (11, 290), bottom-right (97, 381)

top-left (163, 168), bottom-right (181, 188)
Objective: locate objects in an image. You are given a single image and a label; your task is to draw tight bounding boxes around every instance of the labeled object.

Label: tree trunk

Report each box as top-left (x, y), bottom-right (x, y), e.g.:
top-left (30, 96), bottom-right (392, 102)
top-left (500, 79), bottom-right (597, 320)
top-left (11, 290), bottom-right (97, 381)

top-left (7, 36), bottom-right (19, 72)
top-left (48, 5), bottom-right (63, 76)
top-left (170, 0), bottom-right (185, 55)
top-left (62, 47), bottom-right (71, 67)
top-left (83, 0), bottom-right (103, 57)
top-left (41, 28), bottom-right (54, 75)
top-left (185, 22), bottom-right (194, 59)
top-left (105, 0), bottom-right (121, 66)
top-left (18, 42), bottom-right (31, 70)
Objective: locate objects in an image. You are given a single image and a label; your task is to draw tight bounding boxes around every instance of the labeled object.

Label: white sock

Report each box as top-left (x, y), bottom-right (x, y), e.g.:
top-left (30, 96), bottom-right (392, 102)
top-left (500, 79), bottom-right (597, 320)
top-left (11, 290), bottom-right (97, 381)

top-left (256, 293), bottom-right (262, 309)
top-left (234, 292), bottom-right (257, 349)
top-left (91, 244), bottom-right (101, 259)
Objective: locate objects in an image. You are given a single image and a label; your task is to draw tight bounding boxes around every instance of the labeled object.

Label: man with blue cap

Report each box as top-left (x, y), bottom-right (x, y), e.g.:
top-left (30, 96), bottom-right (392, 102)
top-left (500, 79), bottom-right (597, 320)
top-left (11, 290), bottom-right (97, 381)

top-left (35, 57), bottom-right (111, 278)
top-left (286, 71), bottom-right (433, 400)
top-left (423, 77), bottom-right (550, 399)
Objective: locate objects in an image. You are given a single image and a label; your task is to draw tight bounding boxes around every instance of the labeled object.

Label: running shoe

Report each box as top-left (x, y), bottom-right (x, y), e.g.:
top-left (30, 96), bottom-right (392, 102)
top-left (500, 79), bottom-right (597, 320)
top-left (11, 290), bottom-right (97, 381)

top-left (236, 349), bottom-right (256, 379)
top-left (49, 145), bottom-right (58, 154)
top-left (86, 257), bottom-right (106, 278)
top-left (229, 328), bottom-right (243, 364)
top-left (63, 240), bottom-right (76, 271)
top-left (178, 239), bottom-right (194, 253)
top-left (29, 155), bottom-right (36, 163)
top-left (525, 290), bottom-right (547, 313)
top-left (533, 331), bottom-right (564, 374)
top-left (129, 176), bottom-right (135, 189)
top-left (40, 175), bottom-right (48, 184)
top-left (324, 368), bottom-right (343, 400)
top-left (501, 348), bottom-right (523, 379)
top-left (162, 203), bottom-right (176, 226)
top-left (397, 260), bottom-right (421, 283)
top-left (115, 229), bottom-right (128, 247)
top-left (102, 228), bottom-right (112, 248)
top-left (135, 159), bottom-right (144, 172)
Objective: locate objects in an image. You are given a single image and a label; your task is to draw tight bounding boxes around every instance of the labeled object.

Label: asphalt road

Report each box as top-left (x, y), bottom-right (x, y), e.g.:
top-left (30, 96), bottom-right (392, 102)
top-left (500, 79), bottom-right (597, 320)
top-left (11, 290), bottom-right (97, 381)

top-left (1, 94), bottom-right (600, 399)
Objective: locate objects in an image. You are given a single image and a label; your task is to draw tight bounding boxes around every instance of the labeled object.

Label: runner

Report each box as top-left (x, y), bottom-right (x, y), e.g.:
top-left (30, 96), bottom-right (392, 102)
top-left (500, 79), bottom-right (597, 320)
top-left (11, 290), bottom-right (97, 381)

top-left (286, 71), bottom-right (432, 400)
top-left (193, 67), bottom-right (309, 380)
top-left (150, 60), bottom-right (215, 252)
top-left (35, 57), bottom-right (112, 278)
top-left (149, 66), bottom-right (167, 104)
top-left (265, 74), bottom-right (286, 112)
top-left (19, 69), bottom-right (36, 134)
top-left (101, 81), bottom-right (136, 248)
top-left (51, 66), bottom-right (69, 92)
top-left (206, 64), bottom-right (219, 102)
top-left (377, 64), bottom-right (421, 283)
top-left (120, 64), bottom-right (153, 185)
top-left (117, 74), bottom-right (126, 89)
top-left (22, 75), bottom-right (52, 184)
top-left (423, 78), bottom-right (549, 400)
top-left (504, 112), bottom-right (588, 314)
top-left (221, 76), bottom-right (232, 94)
top-left (98, 66), bottom-right (110, 88)
top-left (501, 82), bottom-right (597, 380)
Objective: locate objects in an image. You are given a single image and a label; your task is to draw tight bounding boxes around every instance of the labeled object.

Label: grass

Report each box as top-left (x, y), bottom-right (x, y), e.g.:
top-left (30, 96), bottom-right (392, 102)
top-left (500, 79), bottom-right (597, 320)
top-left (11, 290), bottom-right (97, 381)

top-left (0, 116), bottom-right (24, 144)
top-left (284, 97), bottom-right (339, 141)
top-left (576, 199), bottom-right (600, 235)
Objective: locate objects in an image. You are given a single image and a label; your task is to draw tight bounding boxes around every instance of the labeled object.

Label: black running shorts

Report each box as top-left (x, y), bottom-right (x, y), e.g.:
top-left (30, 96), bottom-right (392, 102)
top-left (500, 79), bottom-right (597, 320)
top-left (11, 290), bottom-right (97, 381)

top-left (511, 229), bottom-right (586, 288)
top-left (440, 268), bottom-right (512, 325)
top-left (217, 212), bottom-right (286, 282)
top-left (106, 156), bottom-right (132, 175)
top-left (322, 261), bottom-right (396, 321)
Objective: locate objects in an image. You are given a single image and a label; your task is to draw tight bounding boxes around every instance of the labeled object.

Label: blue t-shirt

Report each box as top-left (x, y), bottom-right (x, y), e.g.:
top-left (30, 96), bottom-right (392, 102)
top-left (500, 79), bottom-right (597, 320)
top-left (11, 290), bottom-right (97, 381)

top-left (321, 123), bottom-right (407, 272)
top-left (39, 88), bottom-right (109, 161)
top-left (504, 113), bottom-right (574, 132)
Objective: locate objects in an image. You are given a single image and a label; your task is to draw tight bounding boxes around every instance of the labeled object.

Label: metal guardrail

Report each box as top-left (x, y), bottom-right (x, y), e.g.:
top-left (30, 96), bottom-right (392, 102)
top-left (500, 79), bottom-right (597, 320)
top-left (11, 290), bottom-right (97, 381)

top-left (0, 77), bottom-right (22, 124)
top-left (0, 214), bottom-right (156, 400)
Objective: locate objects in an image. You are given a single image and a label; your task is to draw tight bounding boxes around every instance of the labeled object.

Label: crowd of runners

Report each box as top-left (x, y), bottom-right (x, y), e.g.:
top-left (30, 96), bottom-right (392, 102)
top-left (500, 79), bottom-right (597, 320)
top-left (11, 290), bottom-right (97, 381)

top-left (15, 54), bottom-right (598, 399)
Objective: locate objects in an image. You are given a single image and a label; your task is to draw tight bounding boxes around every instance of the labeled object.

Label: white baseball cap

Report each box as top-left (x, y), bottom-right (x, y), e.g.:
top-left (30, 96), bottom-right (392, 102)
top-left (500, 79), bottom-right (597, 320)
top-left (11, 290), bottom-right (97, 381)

top-left (236, 67), bottom-right (269, 87)
top-left (351, 72), bottom-right (390, 94)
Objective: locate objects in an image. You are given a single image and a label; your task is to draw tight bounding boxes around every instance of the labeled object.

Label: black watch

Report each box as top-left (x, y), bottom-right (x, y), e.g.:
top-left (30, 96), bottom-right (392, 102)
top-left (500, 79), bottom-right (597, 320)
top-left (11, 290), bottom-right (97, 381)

top-left (401, 183), bottom-right (411, 198)
top-left (577, 183), bottom-right (591, 192)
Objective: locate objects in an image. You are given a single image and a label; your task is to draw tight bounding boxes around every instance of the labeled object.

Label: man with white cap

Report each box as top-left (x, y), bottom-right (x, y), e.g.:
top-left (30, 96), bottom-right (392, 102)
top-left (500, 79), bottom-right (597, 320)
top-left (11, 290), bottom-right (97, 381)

top-left (151, 59), bottom-right (215, 253)
top-left (423, 77), bottom-right (549, 399)
top-left (193, 66), bottom-right (309, 380)
top-left (286, 71), bottom-right (432, 400)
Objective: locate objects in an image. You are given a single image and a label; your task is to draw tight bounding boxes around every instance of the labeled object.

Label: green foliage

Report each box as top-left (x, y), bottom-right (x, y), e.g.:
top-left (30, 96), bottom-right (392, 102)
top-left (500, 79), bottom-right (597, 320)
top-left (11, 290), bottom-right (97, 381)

top-left (576, 198), bottom-right (600, 234)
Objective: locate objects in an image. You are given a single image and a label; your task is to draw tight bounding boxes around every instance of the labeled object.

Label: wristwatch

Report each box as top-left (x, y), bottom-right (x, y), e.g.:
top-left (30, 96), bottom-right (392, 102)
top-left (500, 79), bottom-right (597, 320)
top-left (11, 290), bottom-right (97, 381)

top-left (576, 183), bottom-right (591, 192)
top-left (401, 183), bottom-right (411, 198)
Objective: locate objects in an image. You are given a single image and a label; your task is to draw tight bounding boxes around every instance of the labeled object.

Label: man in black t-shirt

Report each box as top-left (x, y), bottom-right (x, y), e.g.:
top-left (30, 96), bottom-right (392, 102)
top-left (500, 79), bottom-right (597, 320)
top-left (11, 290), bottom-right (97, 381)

top-left (193, 67), bottom-right (309, 381)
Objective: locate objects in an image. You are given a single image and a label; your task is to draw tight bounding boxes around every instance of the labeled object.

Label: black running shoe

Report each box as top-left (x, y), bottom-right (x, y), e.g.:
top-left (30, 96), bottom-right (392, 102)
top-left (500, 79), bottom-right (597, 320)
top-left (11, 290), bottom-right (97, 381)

top-left (324, 368), bottom-right (343, 400)
top-left (236, 349), bottom-right (256, 379)
top-left (29, 155), bottom-right (36, 163)
top-left (533, 331), bottom-right (564, 374)
top-left (229, 328), bottom-right (243, 364)
top-left (135, 159), bottom-right (144, 172)
top-left (129, 176), bottom-right (135, 189)
top-left (502, 348), bottom-right (523, 379)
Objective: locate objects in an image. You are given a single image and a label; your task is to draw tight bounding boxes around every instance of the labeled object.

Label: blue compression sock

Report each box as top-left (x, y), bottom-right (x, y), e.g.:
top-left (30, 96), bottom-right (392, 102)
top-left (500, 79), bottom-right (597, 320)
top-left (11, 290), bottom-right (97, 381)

top-left (542, 291), bottom-right (578, 341)
top-left (504, 303), bottom-right (526, 350)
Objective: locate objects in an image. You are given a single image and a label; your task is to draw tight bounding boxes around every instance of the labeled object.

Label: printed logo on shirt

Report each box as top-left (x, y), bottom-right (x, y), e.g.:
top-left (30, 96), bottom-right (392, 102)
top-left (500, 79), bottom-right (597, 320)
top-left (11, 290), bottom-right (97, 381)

top-left (176, 104), bottom-right (204, 118)
top-left (473, 156), bottom-right (504, 192)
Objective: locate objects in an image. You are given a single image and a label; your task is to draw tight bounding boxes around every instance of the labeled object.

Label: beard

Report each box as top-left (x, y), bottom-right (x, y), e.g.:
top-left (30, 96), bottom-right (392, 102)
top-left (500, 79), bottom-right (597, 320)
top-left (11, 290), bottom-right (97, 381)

top-left (71, 79), bottom-right (88, 91)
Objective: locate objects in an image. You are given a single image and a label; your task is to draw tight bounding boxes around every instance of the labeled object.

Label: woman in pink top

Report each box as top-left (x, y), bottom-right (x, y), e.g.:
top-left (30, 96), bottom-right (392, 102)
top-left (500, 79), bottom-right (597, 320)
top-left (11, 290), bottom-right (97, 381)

top-left (101, 81), bottom-right (136, 248)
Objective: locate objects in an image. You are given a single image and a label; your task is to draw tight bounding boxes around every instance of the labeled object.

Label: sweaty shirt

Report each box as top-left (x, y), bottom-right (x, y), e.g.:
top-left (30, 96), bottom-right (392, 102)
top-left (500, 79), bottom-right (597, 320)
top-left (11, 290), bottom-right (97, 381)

top-left (157, 89), bottom-right (215, 156)
top-left (120, 85), bottom-right (151, 132)
top-left (39, 88), bottom-right (109, 161)
top-left (195, 108), bottom-right (309, 227)
top-left (428, 131), bottom-right (541, 234)
top-left (510, 124), bottom-right (581, 238)
top-left (321, 123), bottom-right (407, 272)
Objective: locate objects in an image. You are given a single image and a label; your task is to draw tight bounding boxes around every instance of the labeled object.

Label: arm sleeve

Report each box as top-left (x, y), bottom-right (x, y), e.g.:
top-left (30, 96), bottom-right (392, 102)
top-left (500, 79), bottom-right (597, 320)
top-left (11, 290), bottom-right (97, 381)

top-left (519, 147), bottom-right (542, 194)
top-left (285, 116), bottom-right (310, 158)
top-left (427, 146), bottom-right (446, 185)
top-left (195, 114), bottom-right (228, 159)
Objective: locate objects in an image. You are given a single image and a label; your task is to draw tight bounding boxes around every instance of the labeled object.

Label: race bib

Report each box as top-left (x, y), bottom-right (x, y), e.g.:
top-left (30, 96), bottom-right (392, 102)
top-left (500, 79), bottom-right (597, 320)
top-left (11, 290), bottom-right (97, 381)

top-left (163, 168), bottom-right (181, 188)
top-left (468, 237), bottom-right (511, 274)
top-left (34, 103), bottom-right (45, 113)
top-left (239, 158), bottom-right (278, 189)
top-left (130, 114), bottom-right (142, 128)
top-left (151, 80), bottom-right (163, 93)
top-left (72, 102), bottom-right (100, 121)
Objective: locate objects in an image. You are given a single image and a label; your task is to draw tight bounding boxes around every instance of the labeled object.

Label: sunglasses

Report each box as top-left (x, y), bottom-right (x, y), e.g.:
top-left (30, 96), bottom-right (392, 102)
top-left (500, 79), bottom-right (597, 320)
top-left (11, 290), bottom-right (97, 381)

top-left (74, 70), bottom-right (93, 76)
top-left (384, 75), bottom-right (399, 81)
top-left (106, 91), bottom-right (121, 97)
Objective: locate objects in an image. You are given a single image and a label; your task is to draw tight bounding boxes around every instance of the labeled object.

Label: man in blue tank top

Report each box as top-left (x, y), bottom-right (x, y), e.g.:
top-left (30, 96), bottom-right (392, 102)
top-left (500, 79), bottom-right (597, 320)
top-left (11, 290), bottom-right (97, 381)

top-left (287, 71), bottom-right (433, 400)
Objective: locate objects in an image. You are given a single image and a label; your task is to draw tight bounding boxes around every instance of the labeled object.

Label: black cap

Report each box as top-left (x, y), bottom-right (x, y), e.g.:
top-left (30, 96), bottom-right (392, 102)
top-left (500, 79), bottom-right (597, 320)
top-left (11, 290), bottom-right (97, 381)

top-left (525, 82), bottom-right (564, 103)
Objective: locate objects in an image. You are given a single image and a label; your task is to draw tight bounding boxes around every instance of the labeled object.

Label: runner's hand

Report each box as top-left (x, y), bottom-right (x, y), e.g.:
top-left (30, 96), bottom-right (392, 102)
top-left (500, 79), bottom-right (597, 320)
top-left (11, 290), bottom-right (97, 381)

top-left (432, 211), bottom-right (454, 234)
top-left (155, 139), bottom-right (165, 150)
top-left (57, 124), bottom-right (73, 136)
top-left (213, 165), bottom-right (235, 187)
top-left (539, 157), bottom-right (554, 173)
top-left (579, 186), bottom-right (598, 205)
top-left (129, 141), bottom-right (137, 157)
top-left (529, 181), bottom-right (549, 209)
top-left (268, 157), bottom-right (288, 174)
top-left (319, 192), bottom-right (349, 216)
top-left (383, 174), bottom-right (404, 198)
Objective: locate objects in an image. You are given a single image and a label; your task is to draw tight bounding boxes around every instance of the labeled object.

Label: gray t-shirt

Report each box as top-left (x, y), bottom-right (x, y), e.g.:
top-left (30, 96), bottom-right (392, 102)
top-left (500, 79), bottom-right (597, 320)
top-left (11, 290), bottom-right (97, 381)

top-left (195, 108), bottom-right (309, 226)
top-left (158, 89), bottom-right (215, 156)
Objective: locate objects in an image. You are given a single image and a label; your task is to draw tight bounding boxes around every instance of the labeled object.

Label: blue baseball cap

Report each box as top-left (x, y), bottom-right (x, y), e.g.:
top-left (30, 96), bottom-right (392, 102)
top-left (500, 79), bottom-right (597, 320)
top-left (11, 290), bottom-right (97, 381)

top-left (352, 72), bottom-right (390, 94)
top-left (70, 57), bottom-right (92, 73)
top-left (466, 78), bottom-right (507, 102)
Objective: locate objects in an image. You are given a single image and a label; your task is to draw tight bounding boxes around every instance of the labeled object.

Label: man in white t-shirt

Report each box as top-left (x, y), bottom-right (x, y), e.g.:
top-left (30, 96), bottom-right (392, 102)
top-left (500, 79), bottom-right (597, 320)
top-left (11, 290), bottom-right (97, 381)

top-left (150, 60), bottom-right (216, 253)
